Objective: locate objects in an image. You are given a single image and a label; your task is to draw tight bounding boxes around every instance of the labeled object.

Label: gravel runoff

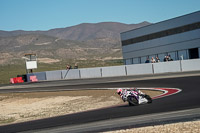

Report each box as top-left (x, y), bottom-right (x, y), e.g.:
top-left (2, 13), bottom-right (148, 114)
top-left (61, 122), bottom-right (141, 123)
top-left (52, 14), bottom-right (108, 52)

top-left (104, 120), bottom-right (200, 133)
top-left (0, 89), bottom-right (161, 125)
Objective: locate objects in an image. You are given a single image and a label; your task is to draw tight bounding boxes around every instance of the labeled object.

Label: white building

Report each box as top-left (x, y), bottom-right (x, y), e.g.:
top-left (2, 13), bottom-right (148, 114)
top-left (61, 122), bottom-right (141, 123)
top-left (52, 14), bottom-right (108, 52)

top-left (120, 11), bottom-right (200, 65)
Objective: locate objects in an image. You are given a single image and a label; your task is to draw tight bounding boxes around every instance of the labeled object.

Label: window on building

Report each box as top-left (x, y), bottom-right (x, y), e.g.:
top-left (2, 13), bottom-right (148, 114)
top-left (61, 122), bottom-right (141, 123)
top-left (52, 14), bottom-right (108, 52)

top-left (178, 50), bottom-right (188, 60)
top-left (133, 58), bottom-right (140, 64)
top-left (189, 48), bottom-right (199, 59)
top-left (125, 58), bottom-right (132, 65)
top-left (141, 56), bottom-right (148, 64)
top-left (122, 22), bottom-right (200, 46)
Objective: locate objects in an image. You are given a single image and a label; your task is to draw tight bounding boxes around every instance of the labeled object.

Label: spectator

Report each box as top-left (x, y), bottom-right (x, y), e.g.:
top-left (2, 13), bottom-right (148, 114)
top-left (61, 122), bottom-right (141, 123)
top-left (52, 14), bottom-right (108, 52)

top-left (74, 63), bottom-right (78, 69)
top-left (151, 57), bottom-right (156, 63)
top-left (168, 55), bottom-right (173, 61)
top-left (164, 56), bottom-right (168, 62)
top-left (145, 57), bottom-right (150, 63)
top-left (66, 65), bottom-right (71, 70)
top-left (155, 56), bottom-right (160, 63)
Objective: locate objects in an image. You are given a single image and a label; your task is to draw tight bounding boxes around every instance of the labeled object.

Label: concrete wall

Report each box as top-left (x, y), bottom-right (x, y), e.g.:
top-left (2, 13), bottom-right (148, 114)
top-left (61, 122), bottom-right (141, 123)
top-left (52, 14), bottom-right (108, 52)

top-left (102, 65), bottom-right (126, 77)
top-left (153, 61), bottom-right (181, 74)
top-left (181, 59), bottom-right (200, 71)
top-left (26, 59), bottom-right (200, 82)
top-left (26, 72), bottom-right (46, 82)
top-left (126, 63), bottom-right (153, 75)
top-left (46, 70), bottom-right (62, 81)
top-left (62, 69), bottom-right (80, 79)
top-left (80, 67), bottom-right (101, 78)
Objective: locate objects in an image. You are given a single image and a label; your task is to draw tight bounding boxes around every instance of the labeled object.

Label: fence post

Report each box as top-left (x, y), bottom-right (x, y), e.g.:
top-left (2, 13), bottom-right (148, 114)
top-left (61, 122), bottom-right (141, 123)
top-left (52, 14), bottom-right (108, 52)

top-left (79, 69), bottom-right (81, 79)
top-left (100, 68), bottom-right (102, 77)
top-left (180, 60), bottom-right (183, 72)
top-left (152, 63), bottom-right (155, 74)
top-left (125, 65), bottom-right (127, 76)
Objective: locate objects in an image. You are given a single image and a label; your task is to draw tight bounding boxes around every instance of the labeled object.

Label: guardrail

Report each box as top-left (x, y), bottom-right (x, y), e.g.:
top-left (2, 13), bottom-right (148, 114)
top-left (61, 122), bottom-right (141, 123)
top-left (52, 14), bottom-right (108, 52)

top-left (26, 58), bottom-right (200, 82)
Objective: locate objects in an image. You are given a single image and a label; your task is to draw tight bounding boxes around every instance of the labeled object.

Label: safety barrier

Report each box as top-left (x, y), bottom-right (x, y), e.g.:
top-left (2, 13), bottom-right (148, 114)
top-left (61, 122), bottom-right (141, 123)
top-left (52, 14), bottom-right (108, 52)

top-left (26, 72), bottom-right (46, 82)
top-left (46, 70), bottom-right (62, 81)
top-left (80, 67), bottom-right (101, 78)
top-left (102, 65), bottom-right (126, 77)
top-left (26, 58), bottom-right (200, 82)
top-left (153, 61), bottom-right (181, 74)
top-left (181, 59), bottom-right (200, 72)
top-left (126, 63), bottom-right (153, 75)
top-left (62, 69), bottom-right (80, 79)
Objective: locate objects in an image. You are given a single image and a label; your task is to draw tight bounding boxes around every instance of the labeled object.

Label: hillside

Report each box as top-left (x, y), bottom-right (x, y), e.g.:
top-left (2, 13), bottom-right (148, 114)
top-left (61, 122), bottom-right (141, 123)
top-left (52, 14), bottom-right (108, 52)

top-left (0, 21), bottom-right (151, 40)
top-left (43, 21), bottom-right (151, 41)
top-left (0, 22), bottom-right (151, 66)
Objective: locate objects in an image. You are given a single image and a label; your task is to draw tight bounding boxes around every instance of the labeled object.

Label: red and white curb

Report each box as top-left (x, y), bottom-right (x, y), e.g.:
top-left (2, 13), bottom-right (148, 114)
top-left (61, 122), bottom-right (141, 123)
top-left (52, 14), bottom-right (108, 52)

top-left (102, 87), bottom-right (182, 99)
top-left (139, 88), bottom-right (182, 99)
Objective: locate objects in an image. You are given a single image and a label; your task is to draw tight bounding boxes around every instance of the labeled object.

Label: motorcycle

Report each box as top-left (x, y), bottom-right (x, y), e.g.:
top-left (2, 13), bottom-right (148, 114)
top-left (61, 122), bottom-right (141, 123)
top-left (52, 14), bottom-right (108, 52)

top-left (126, 90), bottom-right (152, 106)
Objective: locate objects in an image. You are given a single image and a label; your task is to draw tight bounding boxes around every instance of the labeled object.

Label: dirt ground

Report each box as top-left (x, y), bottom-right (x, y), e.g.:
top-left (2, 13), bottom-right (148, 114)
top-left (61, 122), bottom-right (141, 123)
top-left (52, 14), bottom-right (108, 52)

top-left (0, 89), bottom-right (161, 125)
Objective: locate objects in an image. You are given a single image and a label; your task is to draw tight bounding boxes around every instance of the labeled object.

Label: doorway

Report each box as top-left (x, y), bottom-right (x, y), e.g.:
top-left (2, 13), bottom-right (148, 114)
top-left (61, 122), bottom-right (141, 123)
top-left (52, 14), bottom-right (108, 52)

top-left (189, 48), bottom-right (199, 59)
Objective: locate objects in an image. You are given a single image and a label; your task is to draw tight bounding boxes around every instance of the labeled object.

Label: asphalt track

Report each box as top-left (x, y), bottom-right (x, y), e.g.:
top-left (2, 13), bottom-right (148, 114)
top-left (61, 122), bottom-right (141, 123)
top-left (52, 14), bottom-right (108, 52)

top-left (0, 71), bottom-right (200, 132)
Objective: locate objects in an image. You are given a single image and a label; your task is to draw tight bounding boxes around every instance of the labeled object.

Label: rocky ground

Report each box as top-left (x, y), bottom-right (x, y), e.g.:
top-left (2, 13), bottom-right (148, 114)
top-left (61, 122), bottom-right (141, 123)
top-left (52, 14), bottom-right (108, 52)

top-left (105, 120), bottom-right (200, 133)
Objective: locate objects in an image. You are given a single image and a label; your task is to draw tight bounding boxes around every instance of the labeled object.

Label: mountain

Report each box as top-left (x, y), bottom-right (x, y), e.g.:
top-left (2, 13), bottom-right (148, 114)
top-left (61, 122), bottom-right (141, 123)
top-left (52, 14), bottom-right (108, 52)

top-left (0, 21), bottom-right (151, 65)
top-left (0, 21), bottom-right (151, 41)
top-left (43, 21), bottom-right (151, 41)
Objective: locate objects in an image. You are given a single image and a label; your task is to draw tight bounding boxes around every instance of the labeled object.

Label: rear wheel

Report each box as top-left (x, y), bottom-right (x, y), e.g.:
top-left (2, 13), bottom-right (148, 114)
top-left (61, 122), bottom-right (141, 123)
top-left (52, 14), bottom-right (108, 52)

top-left (127, 96), bottom-right (138, 106)
top-left (144, 95), bottom-right (152, 103)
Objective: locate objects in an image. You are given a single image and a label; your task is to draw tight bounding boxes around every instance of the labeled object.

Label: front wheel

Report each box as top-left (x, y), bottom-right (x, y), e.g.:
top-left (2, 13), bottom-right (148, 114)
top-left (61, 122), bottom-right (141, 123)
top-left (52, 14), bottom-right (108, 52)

top-left (127, 96), bottom-right (138, 106)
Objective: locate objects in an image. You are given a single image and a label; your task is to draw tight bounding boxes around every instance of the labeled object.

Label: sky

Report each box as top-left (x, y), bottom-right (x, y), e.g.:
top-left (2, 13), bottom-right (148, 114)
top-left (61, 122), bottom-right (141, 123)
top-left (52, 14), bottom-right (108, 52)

top-left (0, 0), bottom-right (200, 31)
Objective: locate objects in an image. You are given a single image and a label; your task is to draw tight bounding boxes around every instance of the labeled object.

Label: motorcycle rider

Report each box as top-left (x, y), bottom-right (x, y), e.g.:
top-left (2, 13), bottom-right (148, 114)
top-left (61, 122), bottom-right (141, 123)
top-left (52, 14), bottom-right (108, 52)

top-left (117, 88), bottom-right (146, 103)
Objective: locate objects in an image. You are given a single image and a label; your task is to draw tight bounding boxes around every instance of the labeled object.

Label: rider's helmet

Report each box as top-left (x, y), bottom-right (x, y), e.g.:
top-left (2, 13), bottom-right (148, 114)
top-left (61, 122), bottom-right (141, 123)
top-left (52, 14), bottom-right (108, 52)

top-left (133, 88), bottom-right (138, 92)
top-left (117, 88), bottom-right (122, 95)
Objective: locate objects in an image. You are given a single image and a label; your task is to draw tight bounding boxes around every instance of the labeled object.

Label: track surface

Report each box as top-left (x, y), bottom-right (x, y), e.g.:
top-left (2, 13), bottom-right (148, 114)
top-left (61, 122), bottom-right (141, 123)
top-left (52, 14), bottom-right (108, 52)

top-left (0, 73), bottom-right (200, 132)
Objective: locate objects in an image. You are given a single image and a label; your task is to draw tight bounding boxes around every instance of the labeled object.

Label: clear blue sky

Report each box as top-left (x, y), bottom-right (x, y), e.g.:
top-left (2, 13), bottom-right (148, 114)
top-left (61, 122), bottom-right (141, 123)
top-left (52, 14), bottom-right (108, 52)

top-left (1, 0), bottom-right (200, 31)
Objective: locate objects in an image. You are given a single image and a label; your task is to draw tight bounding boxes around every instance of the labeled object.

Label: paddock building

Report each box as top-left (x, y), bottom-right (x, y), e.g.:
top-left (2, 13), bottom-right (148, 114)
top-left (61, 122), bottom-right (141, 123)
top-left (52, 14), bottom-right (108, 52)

top-left (120, 11), bottom-right (200, 65)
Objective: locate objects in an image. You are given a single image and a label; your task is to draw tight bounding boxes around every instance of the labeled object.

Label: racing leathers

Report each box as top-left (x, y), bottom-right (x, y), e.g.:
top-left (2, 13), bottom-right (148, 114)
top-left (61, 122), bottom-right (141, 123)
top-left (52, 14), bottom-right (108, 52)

top-left (119, 88), bottom-right (146, 104)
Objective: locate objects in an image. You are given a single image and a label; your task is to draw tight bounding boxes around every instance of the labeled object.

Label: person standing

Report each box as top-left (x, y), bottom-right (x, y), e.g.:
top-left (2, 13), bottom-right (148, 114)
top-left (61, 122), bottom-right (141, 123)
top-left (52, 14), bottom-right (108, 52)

top-left (74, 63), bottom-right (78, 69)
top-left (168, 55), bottom-right (173, 61)
top-left (151, 57), bottom-right (156, 63)
top-left (145, 57), bottom-right (150, 63)
top-left (66, 64), bottom-right (71, 70)
top-left (155, 56), bottom-right (160, 63)
top-left (164, 56), bottom-right (168, 62)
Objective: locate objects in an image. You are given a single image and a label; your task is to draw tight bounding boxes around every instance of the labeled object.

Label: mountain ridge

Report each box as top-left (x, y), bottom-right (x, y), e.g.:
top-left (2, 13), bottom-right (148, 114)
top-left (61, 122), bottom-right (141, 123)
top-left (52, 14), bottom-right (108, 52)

top-left (0, 21), bottom-right (151, 65)
top-left (0, 21), bottom-right (151, 40)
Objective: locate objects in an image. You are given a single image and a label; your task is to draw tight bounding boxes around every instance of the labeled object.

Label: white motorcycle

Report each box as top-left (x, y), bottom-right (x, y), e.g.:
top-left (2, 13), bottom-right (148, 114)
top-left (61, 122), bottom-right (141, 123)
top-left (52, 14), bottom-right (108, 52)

top-left (125, 90), bottom-right (152, 106)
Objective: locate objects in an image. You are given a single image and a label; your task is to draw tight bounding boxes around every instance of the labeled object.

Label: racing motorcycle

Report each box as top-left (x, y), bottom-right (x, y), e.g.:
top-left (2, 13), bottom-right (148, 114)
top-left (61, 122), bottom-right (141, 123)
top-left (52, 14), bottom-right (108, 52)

top-left (126, 90), bottom-right (152, 106)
